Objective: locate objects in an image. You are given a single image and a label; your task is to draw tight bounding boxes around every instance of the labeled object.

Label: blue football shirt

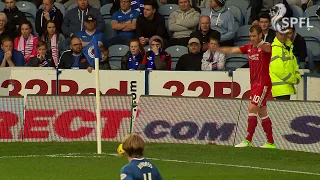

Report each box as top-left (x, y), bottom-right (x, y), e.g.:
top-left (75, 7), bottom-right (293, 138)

top-left (120, 158), bottom-right (162, 180)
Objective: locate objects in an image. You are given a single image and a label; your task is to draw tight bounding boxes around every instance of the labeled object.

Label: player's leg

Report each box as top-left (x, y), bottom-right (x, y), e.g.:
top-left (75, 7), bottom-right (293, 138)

top-left (235, 102), bottom-right (260, 148)
top-left (257, 87), bottom-right (276, 149)
top-left (258, 106), bottom-right (276, 148)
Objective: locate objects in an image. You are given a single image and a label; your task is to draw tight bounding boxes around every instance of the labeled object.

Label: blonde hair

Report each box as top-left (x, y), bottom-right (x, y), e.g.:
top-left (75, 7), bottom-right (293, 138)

top-left (0, 13), bottom-right (8, 24)
top-left (122, 133), bottom-right (146, 157)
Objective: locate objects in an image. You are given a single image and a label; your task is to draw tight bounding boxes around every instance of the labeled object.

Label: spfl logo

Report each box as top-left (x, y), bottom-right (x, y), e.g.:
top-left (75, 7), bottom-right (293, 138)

top-left (270, 3), bottom-right (315, 33)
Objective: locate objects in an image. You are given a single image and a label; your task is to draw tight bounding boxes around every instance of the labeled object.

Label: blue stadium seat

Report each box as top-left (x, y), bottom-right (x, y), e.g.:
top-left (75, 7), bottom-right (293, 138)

top-left (295, 26), bottom-right (320, 59)
top-left (158, 4), bottom-right (179, 27)
top-left (165, 45), bottom-right (188, 69)
top-left (17, 1), bottom-right (37, 20)
top-left (0, 2), bottom-right (5, 11)
top-left (108, 45), bottom-right (129, 69)
top-left (234, 25), bottom-right (251, 46)
top-left (227, 5), bottom-right (243, 26)
top-left (305, 5), bottom-right (320, 28)
top-left (66, 3), bottom-right (77, 12)
top-left (225, 54), bottom-right (248, 70)
top-left (225, 0), bottom-right (250, 16)
top-left (39, 2), bottom-right (66, 17)
top-left (100, 3), bottom-right (113, 19)
top-left (290, 5), bottom-right (304, 18)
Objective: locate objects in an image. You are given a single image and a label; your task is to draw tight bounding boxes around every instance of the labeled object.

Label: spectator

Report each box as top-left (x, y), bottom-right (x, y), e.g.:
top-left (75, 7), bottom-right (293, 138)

top-left (259, 13), bottom-right (276, 43)
top-left (62, 0), bottom-right (105, 40)
top-left (250, 0), bottom-right (293, 25)
top-left (168, 0), bottom-right (200, 46)
top-left (40, 20), bottom-right (65, 67)
top-left (131, 0), bottom-right (145, 14)
top-left (287, 26), bottom-right (307, 63)
top-left (108, 0), bottom-right (140, 46)
top-left (35, 0), bottom-right (64, 37)
top-left (3, 0), bottom-right (26, 39)
top-left (110, 0), bottom-right (144, 15)
top-left (139, 35), bottom-right (172, 70)
top-left (58, 37), bottom-right (93, 73)
top-left (26, 41), bottom-right (54, 67)
top-left (190, 15), bottom-right (221, 53)
top-left (136, 0), bottom-right (169, 47)
top-left (201, 36), bottom-right (225, 71)
top-left (58, 0), bottom-right (101, 9)
top-left (0, 13), bottom-right (10, 44)
top-left (201, 0), bottom-right (236, 46)
top-left (175, 37), bottom-right (202, 71)
top-left (121, 39), bottom-right (145, 70)
top-left (14, 20), bottom-right (39, 63)
top-left (287, 0), bottom-right (313, 11)
top-left (0, 37), bottom-right (24, 67)
top-left (76, 14), bottom-right (105, 47)
top-left (99, 46), bottom-right (111, 70)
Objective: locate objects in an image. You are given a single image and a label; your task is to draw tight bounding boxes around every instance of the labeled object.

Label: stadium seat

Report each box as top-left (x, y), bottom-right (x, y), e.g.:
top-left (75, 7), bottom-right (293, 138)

top-left (108, 45), bottom-right (129, 69)
top-left (0, 2), bottom-right (5, 11)
top-left (225, 54), bottom-right (248, 70)
top-left (66, 3), bottom-right (77, 12)
top-left (39, 2), bottom-right (66, 17)
top-left (100, 3), bottom-right (113, 19)
top-left (305, 5), bottom-right (320, 28)
top-left (158, 4), bottom-right (179, 27)
top-left (234, 25), bottom-right (251, 46)
top-left (245, 7), bottom-right (251, 25)
top-left (165, 45), bottom-right (188, 69)
top-left (17, 1), bottom-right (37, 20)
top-left (28, 18), bottom-right (38, 37)
top-left (144, 46), bottom-right (151, 52)
top-left (225, 0), bottom-right (250, 16)
top-left (307, 48), bottom-right (315, 72)
top-left (227, 5), bottom-right (244, 26)
top-left (295, 26), bottom-right (320, 59)
top-left (290, 5), bottom-right (304, 18)
top-left (104, 19), bottom-right (115, 40)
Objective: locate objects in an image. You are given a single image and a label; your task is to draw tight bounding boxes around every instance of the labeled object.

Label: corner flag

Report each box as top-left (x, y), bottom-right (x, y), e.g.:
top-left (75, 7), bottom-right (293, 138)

top-left (82, 36), bottom-right (102, 68)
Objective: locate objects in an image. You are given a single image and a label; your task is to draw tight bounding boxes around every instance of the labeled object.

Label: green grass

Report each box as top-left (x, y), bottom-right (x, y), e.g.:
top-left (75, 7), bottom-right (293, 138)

top-left (0, 142), bottom-right (319, 180)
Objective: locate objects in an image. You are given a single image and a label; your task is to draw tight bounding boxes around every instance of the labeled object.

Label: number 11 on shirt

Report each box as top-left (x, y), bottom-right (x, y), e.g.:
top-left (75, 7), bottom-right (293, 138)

top-left (143, 173), bottom-right (152, 180)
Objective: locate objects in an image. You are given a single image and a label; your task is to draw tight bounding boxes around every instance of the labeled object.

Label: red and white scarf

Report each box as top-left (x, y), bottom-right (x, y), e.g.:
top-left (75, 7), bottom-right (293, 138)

top-left (51, 34), bottom-right (59, 67)
top-left (17, 35), bottom-right (34, 60)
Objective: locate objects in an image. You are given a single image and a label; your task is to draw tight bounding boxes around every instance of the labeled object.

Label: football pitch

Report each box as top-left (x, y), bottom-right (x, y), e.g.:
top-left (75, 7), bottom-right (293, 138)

top-left (0, 142), bottom-right (319, 180)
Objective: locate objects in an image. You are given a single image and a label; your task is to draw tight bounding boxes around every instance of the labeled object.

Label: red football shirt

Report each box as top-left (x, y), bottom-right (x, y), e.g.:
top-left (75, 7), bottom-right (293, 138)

top-left (239, 42), bottom-right (272, 88)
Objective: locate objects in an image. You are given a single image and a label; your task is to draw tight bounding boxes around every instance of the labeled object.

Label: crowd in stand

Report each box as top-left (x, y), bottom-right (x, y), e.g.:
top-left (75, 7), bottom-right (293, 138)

top-left (0, 0), bottom-right (317, 71)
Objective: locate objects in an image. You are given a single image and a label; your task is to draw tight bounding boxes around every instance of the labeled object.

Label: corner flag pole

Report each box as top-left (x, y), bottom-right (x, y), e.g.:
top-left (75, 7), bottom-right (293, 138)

top-left (95, 57), bottom-right (102, 154)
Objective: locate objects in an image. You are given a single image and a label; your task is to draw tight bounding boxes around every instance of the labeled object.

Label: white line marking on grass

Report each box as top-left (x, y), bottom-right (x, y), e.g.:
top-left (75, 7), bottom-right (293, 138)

top-left (1, 153), bottom-right (319, 176)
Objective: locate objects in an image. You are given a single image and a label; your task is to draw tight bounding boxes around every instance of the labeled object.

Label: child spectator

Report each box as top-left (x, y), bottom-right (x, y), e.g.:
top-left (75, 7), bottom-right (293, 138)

top-left (121, 39), bottom-right (145, 70)
top-left (201, 36), bottom-right (225, 71)
top-left (26, 41), bottom-right (54, 67)
top-left (99, 46), bottom-right (111, 70)
top-left (14, 20), bottom-right (38, 63)
top-left (0, 37), bottom-right (24, 67)
top-left (140, 35), bottom-right (171, 70)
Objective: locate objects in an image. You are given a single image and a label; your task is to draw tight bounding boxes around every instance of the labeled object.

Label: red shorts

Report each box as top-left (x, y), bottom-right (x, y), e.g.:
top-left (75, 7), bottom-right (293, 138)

top-left (250, 85), bottom-right (272, 107)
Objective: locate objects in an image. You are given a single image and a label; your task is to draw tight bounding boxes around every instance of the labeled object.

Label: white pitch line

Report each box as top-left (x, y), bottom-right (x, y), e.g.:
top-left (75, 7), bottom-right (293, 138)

top-left (1, 153), bottom-right (319, 176)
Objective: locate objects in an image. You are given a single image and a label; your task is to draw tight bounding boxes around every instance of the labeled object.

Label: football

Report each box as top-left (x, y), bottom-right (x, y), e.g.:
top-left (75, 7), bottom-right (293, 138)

top-left (117, 143), bottom-right (125, 157)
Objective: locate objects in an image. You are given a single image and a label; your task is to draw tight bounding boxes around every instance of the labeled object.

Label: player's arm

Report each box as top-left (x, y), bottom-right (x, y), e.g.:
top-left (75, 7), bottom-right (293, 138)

top-left (216, 47), bottom-right (243, 55)
top-left (120, 167), bottom-right (134, 180)
top-left (259, 42), bottom-right (271, 53)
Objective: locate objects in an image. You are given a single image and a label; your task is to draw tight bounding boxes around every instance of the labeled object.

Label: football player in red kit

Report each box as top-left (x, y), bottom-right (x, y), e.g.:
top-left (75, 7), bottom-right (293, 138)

top-left (216, 25), bottom-right (276, 148)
